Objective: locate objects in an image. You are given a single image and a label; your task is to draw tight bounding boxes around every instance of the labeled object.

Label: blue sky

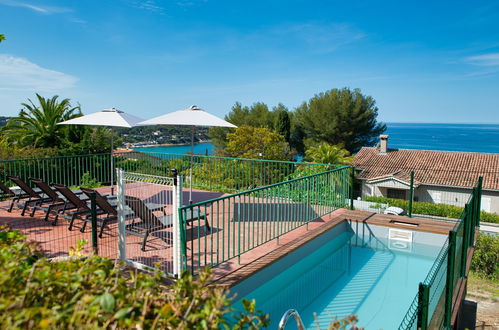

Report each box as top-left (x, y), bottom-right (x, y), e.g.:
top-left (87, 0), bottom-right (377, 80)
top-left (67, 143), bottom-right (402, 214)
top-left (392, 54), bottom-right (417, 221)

top-left (0, 0), bottom-right (498, 123)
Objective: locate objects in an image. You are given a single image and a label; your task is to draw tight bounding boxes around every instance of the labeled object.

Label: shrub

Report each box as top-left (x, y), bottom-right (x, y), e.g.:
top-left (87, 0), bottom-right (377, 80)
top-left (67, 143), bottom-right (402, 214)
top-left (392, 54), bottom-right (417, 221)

top-left (79, 172), bottom-right (102, 188)
top-left (0, 226), bottom-right (269, 329)
top-left (364, 196), bottom-right (499, 224)
top-left (471, 233), bottom-right (499, 280)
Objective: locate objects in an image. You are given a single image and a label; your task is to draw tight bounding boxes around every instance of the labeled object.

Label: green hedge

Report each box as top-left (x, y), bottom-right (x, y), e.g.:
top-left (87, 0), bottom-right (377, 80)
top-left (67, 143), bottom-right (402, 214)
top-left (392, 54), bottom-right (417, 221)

top-left (471, 233), bottom-right (499, 280)
top-left (364, 196), bottom-right (499, 224)
top-left (0, 227), bottom-right (269, 329)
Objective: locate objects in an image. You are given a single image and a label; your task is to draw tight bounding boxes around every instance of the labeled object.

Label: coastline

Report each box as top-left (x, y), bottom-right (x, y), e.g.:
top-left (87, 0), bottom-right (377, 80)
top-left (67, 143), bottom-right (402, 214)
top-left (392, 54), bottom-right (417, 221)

top-left (132, 140), bottom-right (212, 148)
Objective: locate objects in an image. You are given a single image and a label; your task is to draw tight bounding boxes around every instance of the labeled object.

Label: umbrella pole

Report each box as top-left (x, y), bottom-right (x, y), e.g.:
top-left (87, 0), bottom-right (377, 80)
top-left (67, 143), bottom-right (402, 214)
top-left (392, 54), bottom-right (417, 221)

top-left (189, 126), bottom-right (194, 204)
top-left (111, 128), bottom-right (114, 195)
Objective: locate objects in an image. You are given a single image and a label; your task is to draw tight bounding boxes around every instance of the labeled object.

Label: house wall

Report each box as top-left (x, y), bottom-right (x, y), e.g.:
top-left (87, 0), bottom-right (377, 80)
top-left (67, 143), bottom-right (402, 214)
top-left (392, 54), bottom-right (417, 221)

top-left (360, 181), bottom-right (499, 214)
top-left (360, 179), bottom-right (409, 198)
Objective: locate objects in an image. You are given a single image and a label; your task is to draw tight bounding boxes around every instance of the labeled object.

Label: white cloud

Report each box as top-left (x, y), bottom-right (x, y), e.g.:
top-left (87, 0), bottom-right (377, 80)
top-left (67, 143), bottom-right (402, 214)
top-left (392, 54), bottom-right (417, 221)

top-left (0, 54), bottom-right (78, 91)
top-left (133, 0), bottom-right (166, 14)
top-left (269, 22), bottom-right (365, 53)
top-left (464, 53), bottom-right (499, 66)
top-left (0, 0), bottom-right (72, 14)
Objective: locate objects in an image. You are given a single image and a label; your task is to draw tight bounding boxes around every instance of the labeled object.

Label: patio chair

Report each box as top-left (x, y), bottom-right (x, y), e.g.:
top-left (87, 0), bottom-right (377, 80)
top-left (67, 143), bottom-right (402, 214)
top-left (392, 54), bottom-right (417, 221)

top-left (6, 175), bottom-right (52, 215)
top-left (29, 178), bottom-right (66, 221)
top-left (52, 183), bottom-right (91, 229)
top-left (125, 196), bottom-right (209, 251)
top-left (80, 188), bottom-right (117, 237)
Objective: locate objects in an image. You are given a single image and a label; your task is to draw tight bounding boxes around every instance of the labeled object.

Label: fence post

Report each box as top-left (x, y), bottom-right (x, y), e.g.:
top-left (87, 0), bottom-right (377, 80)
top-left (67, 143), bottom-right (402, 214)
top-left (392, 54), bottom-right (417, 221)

top-left (444, 230), bottom-right (457, 328)
top-left (172, 171), bottom-right (184, 278)
top-left (476, 176), bottom-right (483, 227)
top-left (350, 166), bottom-right (355, 210)
top-left (461, 204), bottom-right (469, 277)
top-left (417, 282), bottom-right (430, 330)
top-left (116, 168), bottom-right (126, 262)
top-left (408, 170), bottom-right (414, 218)
top-left (90, 191), bottom-right (98, 255)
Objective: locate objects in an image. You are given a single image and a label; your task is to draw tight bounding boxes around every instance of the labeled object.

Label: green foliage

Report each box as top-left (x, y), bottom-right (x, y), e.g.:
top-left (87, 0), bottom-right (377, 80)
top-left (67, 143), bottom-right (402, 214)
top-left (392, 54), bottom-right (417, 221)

top-left (304, 143), bottom-right (354, 165)
top-left (0, 139), bottom-right (57, 160)
top-left (315, 314), bottom-right (361, 329)
top-left (79, 172), bottom-right (102, 188)
top-left (471, 233), bottom-right (499, 280)
top-left (1, 94), bottom-right (81, 148)
top-left (209, 102), bottom-right (275, 151)
top-left (295, 88), bottom-right (386, 153)
top-left (274, 106), bottom-right (291, 142)
top-left (225, 126), bottom-right (291, 161)
top-left (364, 196), bottom-right (499, 223)
top-left (115, 153), bottom-right (295, 193)
top-left (60, 127), bottom-right (118, 155)
top-left (0, 227), bottom-right (269, 329)
top-left (0, 34), bottom-right (5, 42)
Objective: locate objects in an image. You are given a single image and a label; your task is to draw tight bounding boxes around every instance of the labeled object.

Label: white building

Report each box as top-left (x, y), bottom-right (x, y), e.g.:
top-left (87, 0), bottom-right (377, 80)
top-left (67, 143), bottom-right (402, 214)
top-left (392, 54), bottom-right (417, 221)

top-left (354, 135), bottom-right (499, 214)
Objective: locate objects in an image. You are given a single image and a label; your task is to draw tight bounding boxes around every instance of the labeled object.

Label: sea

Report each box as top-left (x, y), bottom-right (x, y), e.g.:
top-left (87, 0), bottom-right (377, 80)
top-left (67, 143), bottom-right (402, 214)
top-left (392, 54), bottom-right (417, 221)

top-left (134, 123), bottom-right (499, 155)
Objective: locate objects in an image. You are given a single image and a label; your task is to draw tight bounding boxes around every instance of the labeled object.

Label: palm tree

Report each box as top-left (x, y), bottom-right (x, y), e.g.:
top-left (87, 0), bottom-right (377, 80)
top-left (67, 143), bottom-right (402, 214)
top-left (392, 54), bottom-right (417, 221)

top-left (2, 94), bottom-right (81, 148)
top-left (305, 143), bottom-right (354, 165)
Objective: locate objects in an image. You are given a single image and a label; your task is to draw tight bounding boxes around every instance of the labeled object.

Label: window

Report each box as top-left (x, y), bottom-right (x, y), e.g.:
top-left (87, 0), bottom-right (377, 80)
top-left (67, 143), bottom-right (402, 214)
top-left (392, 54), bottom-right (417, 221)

top-left (387, 188), bottom-right (407, 200)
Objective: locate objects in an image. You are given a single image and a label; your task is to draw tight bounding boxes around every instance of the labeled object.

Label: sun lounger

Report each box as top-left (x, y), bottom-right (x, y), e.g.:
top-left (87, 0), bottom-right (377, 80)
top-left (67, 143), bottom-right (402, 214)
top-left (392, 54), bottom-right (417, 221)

top-left (80, 188), bottom-right (118, 237)
top-left (125, 196), bottom-right (208, 251)
top-left (29, 178), bottom-right (67, 221)
top-left (6, 176), bottom-right (52, 215)
top-left (52, 183), bottom-right (92, 229)
top-left (0, 182), bottom-right (15, 200)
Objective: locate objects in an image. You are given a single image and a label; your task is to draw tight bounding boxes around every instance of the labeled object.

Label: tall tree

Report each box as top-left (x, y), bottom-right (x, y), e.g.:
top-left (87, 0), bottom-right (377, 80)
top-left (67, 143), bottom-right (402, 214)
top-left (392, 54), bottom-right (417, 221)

top-left (295, 88), bottom-right (386, 153)
top-left (208, 102), bottom-right (275, 150)
top-left (2, 94), bottom-right (81, 148)
top-left (224, 126), bottom-right (290, 161)
top-left (274, 105), bottom-right (291, 143)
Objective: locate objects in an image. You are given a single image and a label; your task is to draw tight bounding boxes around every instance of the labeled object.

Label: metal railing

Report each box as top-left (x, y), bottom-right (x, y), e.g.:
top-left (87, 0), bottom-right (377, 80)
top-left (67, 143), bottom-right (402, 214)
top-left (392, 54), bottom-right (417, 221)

top-left (115, 151), bottom-right (341, 193)
top-left (0, 153), bottom-right (112, 187)
top-left (0, 151), bottom-right (341, 193)
top-left (178, 166), bottom-right (350, 274)
top-left (398, 177), bottom-right (482, 329)
top-left (278, 309), bottom-right (305, 330)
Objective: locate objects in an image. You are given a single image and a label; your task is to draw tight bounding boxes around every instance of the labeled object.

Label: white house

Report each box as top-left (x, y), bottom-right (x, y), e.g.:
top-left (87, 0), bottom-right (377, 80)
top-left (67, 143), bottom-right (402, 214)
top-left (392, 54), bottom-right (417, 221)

top-left (354, 135), bottom-right (499, 214)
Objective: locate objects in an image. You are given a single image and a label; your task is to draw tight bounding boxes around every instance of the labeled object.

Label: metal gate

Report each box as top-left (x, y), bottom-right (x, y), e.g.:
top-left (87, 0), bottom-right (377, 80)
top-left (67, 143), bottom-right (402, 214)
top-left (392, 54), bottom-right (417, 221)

top-left (116, 169), bottom-right (183, 277)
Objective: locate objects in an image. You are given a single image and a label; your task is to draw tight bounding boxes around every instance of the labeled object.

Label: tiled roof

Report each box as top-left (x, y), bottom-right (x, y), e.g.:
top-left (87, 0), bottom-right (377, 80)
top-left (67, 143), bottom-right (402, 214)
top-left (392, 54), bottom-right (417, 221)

top-left (354, 147), bottom-right (499, 191)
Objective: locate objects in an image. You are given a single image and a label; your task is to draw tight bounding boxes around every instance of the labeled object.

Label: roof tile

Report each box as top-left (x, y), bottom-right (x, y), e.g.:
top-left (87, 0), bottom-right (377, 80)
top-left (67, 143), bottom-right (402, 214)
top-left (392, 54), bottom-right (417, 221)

top-left (354, 147), bottom-right (499, 190)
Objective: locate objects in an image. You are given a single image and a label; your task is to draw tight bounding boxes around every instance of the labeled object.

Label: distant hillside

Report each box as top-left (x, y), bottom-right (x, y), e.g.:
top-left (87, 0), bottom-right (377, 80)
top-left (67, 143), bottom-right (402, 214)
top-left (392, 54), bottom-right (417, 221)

top-left (0, 116), bottom-right (11, 127)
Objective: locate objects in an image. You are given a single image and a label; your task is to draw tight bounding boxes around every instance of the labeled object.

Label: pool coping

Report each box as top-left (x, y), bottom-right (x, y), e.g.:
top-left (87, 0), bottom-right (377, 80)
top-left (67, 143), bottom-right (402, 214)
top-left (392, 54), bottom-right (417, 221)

top-left (213, 209), bottom-right (455, 289)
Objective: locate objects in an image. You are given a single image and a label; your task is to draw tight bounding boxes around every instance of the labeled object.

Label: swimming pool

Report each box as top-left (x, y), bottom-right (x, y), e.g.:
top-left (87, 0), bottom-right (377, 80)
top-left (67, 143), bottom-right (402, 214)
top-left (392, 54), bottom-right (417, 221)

top-left (231, 221), bottom-right (447, 329)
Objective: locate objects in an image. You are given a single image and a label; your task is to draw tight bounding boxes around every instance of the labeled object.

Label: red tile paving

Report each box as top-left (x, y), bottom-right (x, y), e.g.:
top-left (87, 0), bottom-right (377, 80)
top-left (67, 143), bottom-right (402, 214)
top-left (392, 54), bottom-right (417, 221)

top-left (0, 183), bottom-right (366, 280)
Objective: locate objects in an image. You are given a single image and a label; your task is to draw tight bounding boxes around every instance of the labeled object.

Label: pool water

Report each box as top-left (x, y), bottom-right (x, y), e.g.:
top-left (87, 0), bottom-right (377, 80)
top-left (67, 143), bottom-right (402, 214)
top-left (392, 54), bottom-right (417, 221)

top-left (232, 224), bottom-right (442, 329)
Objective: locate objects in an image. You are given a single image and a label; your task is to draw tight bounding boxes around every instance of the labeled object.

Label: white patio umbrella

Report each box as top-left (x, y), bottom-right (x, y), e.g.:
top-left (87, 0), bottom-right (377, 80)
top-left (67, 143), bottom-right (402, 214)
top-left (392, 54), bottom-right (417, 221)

top-left (58, 108), bottom-right (145, 193)
top-left (139, 105), bottom-right (237, 203)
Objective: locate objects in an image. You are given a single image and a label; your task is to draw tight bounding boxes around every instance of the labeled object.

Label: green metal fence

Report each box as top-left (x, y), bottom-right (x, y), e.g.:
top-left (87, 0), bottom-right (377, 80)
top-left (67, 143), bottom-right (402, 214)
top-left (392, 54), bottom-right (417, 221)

top-left (115, 151), bottom-right (340, 193)
top-left (178, 166), bottom-right (350, 274)
top-left (0, 153), bottom-right (112, 187)
top-left (398, 177), bottom-right (482, 329)
top-left (0, 151), bottom-right (340, 192)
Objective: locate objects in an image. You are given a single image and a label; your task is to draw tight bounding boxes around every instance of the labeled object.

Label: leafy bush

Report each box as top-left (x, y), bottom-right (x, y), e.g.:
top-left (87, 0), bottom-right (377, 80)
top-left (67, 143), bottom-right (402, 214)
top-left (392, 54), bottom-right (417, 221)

top-left (471, 233), bottom-right (499, 280)
top-left (0, 226), bottom-right (269, 329)
top-left (364, 196), bottom-right (499, 224)
top-left (79, 172), bottom-right (102, 188)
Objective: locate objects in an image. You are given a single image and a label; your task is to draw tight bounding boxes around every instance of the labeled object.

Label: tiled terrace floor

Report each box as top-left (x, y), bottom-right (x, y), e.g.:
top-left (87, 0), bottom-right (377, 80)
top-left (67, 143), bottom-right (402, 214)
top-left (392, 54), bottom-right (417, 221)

top-left (1, 183), bottom-right (450, 283)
